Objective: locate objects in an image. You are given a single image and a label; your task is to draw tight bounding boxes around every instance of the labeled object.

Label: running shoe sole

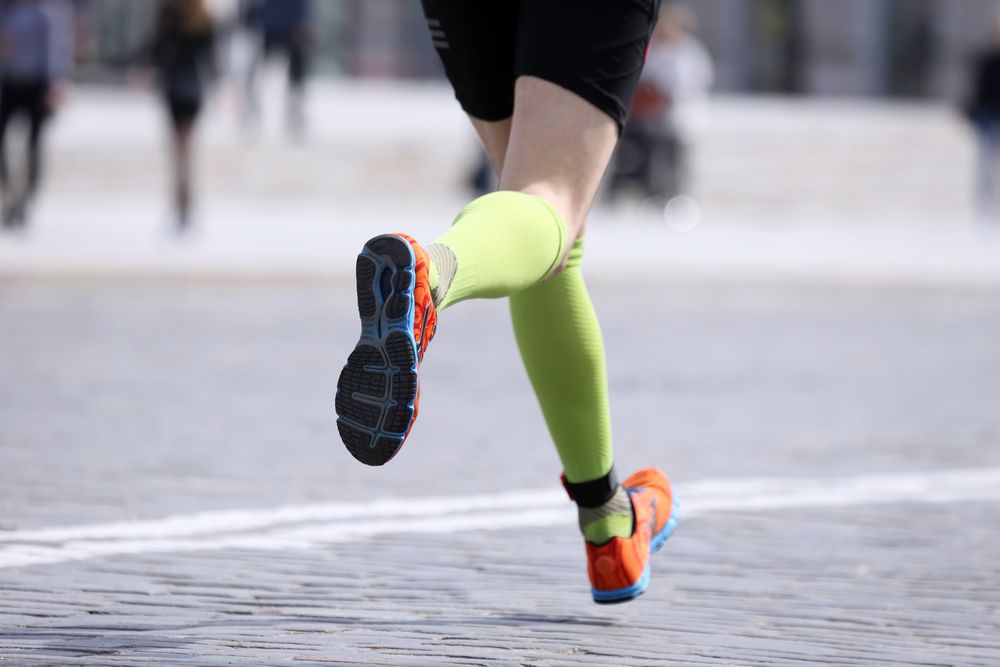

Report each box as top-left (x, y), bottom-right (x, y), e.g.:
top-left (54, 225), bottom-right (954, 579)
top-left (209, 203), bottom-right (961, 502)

top-left (336, 235), bottom-right (420, 466)
top-left (592, 499), bottom-right (680, 604)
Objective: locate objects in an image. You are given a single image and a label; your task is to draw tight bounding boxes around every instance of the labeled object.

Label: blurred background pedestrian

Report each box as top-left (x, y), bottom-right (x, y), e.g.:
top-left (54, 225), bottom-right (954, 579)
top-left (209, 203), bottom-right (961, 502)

top-left (965, 12), bottom-right (1000, 224)
top-left (242, 0), bottom-right (311, 140)
top-left (145, 0), bottom-right (215, 233)
top-left (609, 4), bottom-right (712, 202)
top-left (3, 5), bottom-right (1000, 661)
top-left (0, 0), bottom-right (72, 231)
top-left (3, 0), bottom-right (1000, 237)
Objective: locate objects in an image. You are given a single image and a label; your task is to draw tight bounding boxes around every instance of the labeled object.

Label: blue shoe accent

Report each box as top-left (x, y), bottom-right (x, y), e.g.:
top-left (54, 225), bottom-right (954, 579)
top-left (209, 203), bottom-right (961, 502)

top-left (336, 235), bottom-right (420, 466)
top-left (591, 499), bottom-right (679, 604)
top-left (592, 567), bottom-right (651, 603)
top-left (652, 500), bottom-right (680, 553)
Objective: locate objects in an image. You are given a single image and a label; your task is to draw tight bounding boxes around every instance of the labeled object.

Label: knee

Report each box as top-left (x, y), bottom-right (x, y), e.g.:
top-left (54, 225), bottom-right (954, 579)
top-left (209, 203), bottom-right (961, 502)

top-left (507, 183), bottom-right (587, 241)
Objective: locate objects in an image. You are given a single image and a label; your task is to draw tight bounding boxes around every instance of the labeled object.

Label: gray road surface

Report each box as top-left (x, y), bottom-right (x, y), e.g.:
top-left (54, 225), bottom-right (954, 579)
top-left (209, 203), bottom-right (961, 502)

top-left (1, 279), bottom-right (999, 665)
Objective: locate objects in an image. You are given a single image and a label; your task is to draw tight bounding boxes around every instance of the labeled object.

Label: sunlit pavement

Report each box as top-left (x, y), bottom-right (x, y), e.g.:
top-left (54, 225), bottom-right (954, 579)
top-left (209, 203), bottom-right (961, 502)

top-left (2, 279), bottom-right (999, 664)
top-left (1, 85), bottom-right (999, 664)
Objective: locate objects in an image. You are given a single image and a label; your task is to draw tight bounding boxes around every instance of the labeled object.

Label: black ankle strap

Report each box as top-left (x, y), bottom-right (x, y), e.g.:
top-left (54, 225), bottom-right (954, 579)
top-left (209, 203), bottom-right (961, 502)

top-left (561, 467), bottom-right (619, 508)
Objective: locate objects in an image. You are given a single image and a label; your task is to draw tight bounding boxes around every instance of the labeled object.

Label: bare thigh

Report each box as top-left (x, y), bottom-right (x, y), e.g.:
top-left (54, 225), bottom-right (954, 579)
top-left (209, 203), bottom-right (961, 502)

top-left (469, 77), bottom-right (618, 255)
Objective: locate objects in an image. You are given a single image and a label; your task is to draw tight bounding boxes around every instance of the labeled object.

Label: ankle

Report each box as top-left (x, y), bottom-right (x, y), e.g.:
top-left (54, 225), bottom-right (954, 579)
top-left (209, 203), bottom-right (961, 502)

top-left (579, 485), bottom-right (633, 544)
top-left (425, 242), bottom-right (456, 307)
top-left (562, 467), bottom-right (635, 545)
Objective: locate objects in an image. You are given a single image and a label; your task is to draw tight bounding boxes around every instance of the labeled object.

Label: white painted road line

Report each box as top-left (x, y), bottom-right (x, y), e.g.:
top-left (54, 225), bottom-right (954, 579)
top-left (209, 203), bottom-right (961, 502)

top-left (2, 468), bottom-right (999, 569)
top-left (0, 489), bottom-right (564, 544)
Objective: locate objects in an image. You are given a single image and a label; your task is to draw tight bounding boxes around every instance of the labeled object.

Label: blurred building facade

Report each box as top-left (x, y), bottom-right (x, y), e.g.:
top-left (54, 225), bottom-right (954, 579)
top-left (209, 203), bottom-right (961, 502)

top-left (70, 0), bottom-right (999, 101)
top-left (690, 0), bottom-right (997, 100)
top-left (70, 0), bottom-right (438, 80)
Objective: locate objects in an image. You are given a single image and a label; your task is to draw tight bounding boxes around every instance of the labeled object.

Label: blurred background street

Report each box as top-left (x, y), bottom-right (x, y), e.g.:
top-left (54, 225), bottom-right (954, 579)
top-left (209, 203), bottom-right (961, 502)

top-left (2, 1), bottom-right (1000, 665)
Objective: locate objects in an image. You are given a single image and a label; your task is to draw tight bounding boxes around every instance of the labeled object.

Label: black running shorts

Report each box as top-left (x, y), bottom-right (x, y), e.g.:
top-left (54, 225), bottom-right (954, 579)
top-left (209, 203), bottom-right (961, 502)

top-left (420, 0), bottom-right (662, 132)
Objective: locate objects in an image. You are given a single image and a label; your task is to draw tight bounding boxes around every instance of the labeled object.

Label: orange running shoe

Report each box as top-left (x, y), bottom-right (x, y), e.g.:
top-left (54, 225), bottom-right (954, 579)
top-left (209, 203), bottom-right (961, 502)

top-left (336, 233), bottom-right (437, 466)
top-left (579, 468), bottom-right (678, 603)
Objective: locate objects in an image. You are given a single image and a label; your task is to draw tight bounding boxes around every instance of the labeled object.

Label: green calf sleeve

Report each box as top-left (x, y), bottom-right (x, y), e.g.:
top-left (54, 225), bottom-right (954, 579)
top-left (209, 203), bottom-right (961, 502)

top-left (430, 191), bottom-right (568, 310)
top-left (509, 238), bottom-right (614, 484)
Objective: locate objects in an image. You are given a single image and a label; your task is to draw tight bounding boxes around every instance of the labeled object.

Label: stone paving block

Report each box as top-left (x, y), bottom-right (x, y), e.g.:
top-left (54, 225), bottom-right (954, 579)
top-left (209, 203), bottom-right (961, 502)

top-left (5, 503), bottom-right (995, 664)
top-left (2, 281), bottom-right (1000, 664)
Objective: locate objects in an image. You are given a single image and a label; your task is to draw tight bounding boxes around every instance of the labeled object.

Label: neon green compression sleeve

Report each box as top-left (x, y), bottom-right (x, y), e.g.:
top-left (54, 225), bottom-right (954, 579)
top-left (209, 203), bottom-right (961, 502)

top-left (509, 238), bottom-right (631, 542)
top-left (509, 238), bottom-right (613, 483)
top-left (426, 191), bottom-right (567, 310)
top-left (424, 196), bottom-right (630, 542)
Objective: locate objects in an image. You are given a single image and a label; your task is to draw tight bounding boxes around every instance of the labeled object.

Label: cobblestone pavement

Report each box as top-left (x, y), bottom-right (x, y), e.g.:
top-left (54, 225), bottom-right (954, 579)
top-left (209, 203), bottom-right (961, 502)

top-left (1, 280), bottom-right (999, 665)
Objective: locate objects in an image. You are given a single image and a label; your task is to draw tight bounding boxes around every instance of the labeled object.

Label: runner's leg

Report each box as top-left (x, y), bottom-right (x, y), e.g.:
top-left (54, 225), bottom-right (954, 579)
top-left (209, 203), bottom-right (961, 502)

top-left (173, 121), bottom-right (193, 227)
top-left (464, 78), bottom-right (629, 542)
top-left (0, 83), bottom-right (25, 226)
top-left (499, 76), bottom-right (617, 243)
top-left (417, 78), bottom-right (627, 544)
top-left (425, 0), bottom-right (664, 547)
top-left (25, 83), bottom-right (49, 198)
top-left (427, 77), bottom-right (618, 310)
top-left (286, 39), bottom-right (308, 137)
top-left (166, 96), bottom-right (198, 231)
top-left (0, 97), bottom-right (11, 222)
top-left (426, 0), bottom-right (674, 603)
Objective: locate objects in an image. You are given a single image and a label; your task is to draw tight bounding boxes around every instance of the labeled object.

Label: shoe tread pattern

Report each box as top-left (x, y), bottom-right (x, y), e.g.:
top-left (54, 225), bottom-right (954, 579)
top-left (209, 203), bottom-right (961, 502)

top-left (336, 235), bottom-right (419, 466)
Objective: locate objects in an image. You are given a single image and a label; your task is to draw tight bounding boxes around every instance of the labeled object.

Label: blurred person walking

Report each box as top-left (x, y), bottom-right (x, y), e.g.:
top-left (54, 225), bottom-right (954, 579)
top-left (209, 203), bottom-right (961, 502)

top-left (0, 0), bottom-right (72, 230)
top-left (335, 0), bottom-right (678, 605)
top-left (242, 0), bottom-right (311, 139)
top-left (610, 4), bottom-right (712, 200)
top-left (146, 0), bottom-right (216, 233)
top-left (966, 15), bottom-right (1000, 223)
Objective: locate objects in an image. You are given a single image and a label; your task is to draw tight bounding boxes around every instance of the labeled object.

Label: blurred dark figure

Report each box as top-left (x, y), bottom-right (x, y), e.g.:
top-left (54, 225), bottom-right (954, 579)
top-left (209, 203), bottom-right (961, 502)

top-left (966, 17), bottom-right (1000, 223)
top-left (0, 0), bottom-right (72, 230)
top-left (242, 0), bottom-right (311, 139)
top-left (467, 147), bottom-right (497, 197)
top-left (608, 5), bottom-right (712, 201)
top-left (148, 0), bottom-right (215, 232)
